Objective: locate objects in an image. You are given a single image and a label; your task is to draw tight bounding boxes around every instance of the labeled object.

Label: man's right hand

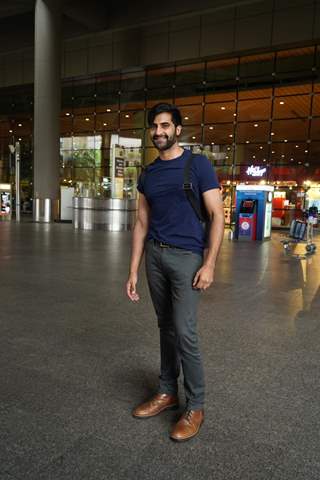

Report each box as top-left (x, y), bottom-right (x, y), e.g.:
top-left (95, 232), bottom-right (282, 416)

top-left (126, 272), bottom-right (140, 302)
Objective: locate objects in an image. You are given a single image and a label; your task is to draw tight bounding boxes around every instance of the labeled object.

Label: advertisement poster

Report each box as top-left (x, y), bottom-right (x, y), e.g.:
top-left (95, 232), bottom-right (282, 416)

top-left (0, 192), bottom-right (11, 217)
top-left (111, 147), bottom-right (124, 199)
top-left (115, 157), bottom-right (124, 178)
top-left (264, 202), bottom-right (272, 238)
top-left (239, 216), bottom-right (252, 237)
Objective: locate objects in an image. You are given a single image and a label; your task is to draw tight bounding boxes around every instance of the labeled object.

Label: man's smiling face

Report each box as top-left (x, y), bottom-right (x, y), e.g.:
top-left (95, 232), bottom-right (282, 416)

top-left (150, 112), bottom-right (182, 152)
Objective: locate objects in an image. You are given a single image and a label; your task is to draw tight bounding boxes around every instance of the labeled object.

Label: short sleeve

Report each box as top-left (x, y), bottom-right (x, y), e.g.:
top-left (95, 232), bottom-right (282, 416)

top-left (137, 172), bottom-right (145, 194)
top-left (195, 155), bottom-right (220, 193)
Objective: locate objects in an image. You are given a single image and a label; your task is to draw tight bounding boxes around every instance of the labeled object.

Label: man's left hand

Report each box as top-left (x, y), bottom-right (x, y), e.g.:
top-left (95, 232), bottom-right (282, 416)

top-left (192, 265), bottom-right (215, 291)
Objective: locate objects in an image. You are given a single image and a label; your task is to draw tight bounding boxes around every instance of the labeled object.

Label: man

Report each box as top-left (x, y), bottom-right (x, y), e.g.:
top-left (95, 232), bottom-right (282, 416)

top-left (126, 103), bottom-right (224, 442)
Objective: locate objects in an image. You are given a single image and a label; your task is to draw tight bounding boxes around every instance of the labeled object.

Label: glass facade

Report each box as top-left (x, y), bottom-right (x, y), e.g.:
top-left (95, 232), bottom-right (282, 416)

top-left (1, 45), bottom-right (320, 223)
top-left (0, 84), bottom-right (33, 210)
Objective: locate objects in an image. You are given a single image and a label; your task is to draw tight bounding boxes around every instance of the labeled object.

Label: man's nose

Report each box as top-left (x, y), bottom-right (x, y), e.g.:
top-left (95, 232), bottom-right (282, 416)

top-left (155, 126), bottom-right (164, 135)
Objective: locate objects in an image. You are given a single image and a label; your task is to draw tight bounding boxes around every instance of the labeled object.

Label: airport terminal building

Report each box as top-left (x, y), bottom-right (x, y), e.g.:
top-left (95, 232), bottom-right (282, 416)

top-left (1, 2), bottom-right (320, 478)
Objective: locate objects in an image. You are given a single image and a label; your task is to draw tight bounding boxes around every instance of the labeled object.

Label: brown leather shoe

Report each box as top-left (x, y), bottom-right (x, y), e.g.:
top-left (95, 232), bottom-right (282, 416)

top-left (170, 409), bottom-right (204, 441)
top-left (132, 393), bottom-right (179, 418)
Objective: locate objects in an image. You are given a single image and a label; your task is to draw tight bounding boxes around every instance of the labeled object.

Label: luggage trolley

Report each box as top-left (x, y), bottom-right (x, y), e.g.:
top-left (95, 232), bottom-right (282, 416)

top-left (282, 216), bottom-right (317, 258)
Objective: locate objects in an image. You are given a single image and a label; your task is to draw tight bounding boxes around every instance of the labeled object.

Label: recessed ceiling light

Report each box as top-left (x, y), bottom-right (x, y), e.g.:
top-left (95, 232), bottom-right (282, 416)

top-left (280, 101), bottom-right (285, 105)
top-left (184, 116), bottom-right (189, 120)
top-left (65, 112), bottom-right (70, 116)
top-left (85, 118), bottom-right (90, 121)
top-left (233, 113), bottom-right (237, 116)
top-left (284, 139), bottom-right (288, 142)
top-left (221, 106), bottom-right (226, 110)
top-left (245, 140), bottom-right (250, 144)
top-left (296, 145), bottom-right (299, 148)
top-left (211, 142), bottom-right (215, 145)
top-left (106, 108), bottom-right (111, 112)
top-left (18, 123), bottom-right (22, 127)
top-left (281, 154), bottom-right (285, 158)
top-left (259, 146), bottom-right (263, 150)
top-left (103, 123), bottom-right (107, 127)
top-left (229, 134), bottom-right (233, 137)
top-left (192, 136), bottom-right (196, 140)
top-left (305, 150), bottom-right (308, 153)
top-left (209, 126), bottom-right (214, 130)
top-left (254, 123), bottom-right (259, 127)
top-left (9, 129), bottom-right (13, 133)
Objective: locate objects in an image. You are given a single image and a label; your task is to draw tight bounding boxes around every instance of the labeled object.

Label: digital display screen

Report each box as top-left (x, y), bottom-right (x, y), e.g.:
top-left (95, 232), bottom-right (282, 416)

top-left (241, 200), bottom-right (255, 213)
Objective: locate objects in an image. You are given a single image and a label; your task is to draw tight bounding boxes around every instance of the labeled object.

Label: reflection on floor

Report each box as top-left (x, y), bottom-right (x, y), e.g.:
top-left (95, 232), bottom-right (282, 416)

top-left (0, 222), bottom-right (319, 480)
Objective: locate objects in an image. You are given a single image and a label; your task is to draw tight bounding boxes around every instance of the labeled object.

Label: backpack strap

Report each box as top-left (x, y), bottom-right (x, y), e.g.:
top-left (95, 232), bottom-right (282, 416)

top-left (139, 168), bottom-right (147, 191)
top-left (183, 151), bottom-right (206, 222)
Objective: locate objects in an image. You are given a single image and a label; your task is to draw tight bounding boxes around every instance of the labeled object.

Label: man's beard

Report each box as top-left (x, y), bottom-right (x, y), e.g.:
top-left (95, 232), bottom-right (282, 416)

top-left (152, 133), bottom-right (177, 151)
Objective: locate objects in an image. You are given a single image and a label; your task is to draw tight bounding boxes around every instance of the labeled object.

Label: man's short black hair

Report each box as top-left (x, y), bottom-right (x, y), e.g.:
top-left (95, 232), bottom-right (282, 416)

top-left (148, 103), bottom-right (182, 127)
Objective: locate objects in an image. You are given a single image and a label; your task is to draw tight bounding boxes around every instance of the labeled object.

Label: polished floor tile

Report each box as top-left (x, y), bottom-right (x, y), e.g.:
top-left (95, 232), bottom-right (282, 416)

top-left (0, 222), bottom-right (319, 479)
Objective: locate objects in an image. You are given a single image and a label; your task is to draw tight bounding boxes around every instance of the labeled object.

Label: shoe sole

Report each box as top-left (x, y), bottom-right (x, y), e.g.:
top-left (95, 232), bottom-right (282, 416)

top-left (170, 419), bottom-right (204, 442)
top-left (132, 404), bottom-right (179, 419)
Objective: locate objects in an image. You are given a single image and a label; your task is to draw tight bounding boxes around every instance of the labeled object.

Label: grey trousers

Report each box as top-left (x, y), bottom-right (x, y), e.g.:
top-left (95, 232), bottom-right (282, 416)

top-left (145, 239), bottom-right (205, 410)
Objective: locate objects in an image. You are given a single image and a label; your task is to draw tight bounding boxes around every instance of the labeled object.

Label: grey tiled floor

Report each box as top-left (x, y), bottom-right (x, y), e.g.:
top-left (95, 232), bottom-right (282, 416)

top-left (0, 221), bottom-right (320, 479)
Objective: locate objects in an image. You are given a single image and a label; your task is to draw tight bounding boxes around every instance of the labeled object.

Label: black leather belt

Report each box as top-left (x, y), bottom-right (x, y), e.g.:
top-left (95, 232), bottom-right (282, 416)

top-left (152, 239), bottom-right (184, 249)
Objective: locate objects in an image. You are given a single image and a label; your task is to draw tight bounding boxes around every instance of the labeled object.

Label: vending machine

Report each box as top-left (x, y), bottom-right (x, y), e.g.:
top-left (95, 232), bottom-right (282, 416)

top-left (238, 199), bottom-right (257, 240)
top-left (235, 185), bottom-right (274, 241)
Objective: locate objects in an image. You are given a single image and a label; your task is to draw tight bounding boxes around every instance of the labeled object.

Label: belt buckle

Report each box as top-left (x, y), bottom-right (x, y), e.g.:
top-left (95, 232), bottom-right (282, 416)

top-left (159, 241), bottom-right (169, 248)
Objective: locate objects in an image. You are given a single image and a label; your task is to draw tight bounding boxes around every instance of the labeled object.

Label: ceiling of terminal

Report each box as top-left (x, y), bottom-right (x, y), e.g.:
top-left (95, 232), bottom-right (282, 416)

top-left (0, 0), bottom-right (264, 54)
top-left (0, 1), bottom-right (108, 21)
top-left (0, 1), bottom-right (34, 19)
top-left (0, 0), bottom-right (250, 20)
top-left (0, 1), bottom-right (109, 53)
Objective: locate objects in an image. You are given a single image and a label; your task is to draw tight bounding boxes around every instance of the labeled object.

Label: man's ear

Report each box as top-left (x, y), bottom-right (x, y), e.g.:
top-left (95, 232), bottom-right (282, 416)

top-left (176, 125), bottom-right (182, 136)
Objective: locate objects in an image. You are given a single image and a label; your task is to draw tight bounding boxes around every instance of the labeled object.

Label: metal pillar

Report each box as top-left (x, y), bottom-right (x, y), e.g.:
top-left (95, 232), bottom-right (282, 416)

top-left (34, 0), bottom-right (61, 222)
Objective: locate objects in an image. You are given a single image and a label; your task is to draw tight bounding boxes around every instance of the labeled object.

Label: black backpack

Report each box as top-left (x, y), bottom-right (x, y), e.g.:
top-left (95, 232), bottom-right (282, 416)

top-left (140, 151), bottom-right (211, 240)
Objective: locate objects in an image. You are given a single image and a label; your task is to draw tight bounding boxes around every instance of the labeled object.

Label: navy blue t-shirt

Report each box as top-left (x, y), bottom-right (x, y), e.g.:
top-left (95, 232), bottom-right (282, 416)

top-left (137, 149), bottom-right (220, 254)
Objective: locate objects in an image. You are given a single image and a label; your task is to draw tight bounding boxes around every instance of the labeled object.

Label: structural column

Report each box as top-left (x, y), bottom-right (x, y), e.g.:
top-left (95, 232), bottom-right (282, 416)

top-left (34, 0), bottom-right (61, 222)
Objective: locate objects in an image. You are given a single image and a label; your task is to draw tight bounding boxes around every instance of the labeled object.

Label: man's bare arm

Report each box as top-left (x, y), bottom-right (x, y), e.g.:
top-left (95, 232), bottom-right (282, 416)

top-left (193, 188), bottom-right (225, 290)
top-left (126, 193), bottom-right (150, 301)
